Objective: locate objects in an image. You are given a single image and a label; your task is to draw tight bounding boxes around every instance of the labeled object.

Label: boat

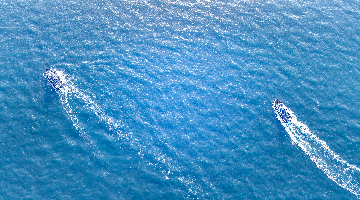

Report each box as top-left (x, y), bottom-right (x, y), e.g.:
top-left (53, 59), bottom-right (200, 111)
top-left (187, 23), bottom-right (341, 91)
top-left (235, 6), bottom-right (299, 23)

top-left (44, 68), bottom-right (63, 89)
top-left (272, 99), bottom-right (293, 123)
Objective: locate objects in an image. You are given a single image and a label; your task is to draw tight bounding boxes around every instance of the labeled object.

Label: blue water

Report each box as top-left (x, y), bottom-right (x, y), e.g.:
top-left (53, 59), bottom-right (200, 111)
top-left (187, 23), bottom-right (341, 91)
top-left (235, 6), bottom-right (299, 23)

top-left (1, 0), bottom-right (360, 199)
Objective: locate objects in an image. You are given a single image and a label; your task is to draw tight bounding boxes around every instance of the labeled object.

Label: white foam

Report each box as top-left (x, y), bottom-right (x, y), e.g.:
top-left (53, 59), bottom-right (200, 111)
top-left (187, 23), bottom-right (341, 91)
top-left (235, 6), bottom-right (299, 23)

top-left (276, 103), bottom-right (360, 197)
top-left (52, 68), bottom-right (125, 138)
top-left (50, 68), bottom-right (126, 159)
top-left (50, 68), bottom-right (204, 195)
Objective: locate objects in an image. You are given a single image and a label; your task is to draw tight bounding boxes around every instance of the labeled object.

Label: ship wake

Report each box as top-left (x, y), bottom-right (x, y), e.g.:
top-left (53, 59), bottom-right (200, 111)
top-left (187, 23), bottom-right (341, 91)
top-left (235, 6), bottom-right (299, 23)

top-left (274, 100), bottom-right (360, 197)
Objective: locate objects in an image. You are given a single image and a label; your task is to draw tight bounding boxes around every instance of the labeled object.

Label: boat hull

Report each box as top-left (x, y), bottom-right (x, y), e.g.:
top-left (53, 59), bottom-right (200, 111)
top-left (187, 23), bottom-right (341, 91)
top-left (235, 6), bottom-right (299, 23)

top-left (272, 99), bottom-right (293, 123)
top-left (45, 69), bottom-right (63, 89)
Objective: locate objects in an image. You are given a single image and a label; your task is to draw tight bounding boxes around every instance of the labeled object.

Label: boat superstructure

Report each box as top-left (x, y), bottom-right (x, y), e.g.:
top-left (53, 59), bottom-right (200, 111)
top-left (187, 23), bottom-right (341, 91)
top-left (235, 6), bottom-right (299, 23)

top-left (272, 99), bottom-right (293, 123)
top-left (45, 68), bottom-right (63, 89)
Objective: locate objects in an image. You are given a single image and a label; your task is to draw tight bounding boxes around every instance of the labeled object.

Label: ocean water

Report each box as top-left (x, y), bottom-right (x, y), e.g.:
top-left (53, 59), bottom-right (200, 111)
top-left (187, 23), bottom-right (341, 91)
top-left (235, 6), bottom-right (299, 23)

top-left (1, 0), bottom-right (360, 199)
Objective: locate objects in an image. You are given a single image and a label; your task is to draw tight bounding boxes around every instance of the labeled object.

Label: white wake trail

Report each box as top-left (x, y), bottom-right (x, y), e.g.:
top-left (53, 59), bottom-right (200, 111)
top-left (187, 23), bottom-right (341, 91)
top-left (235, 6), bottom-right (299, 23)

top-left (48, 68), bottom-right (210, 195)
top-left (46, 69), bottom-right (104, 159)
top-left (275, 100), bottom-right (360, 197)
top-left (48, 68), bottom-right (126, 159)
top-left (53, 69), bottom-right (124, 138)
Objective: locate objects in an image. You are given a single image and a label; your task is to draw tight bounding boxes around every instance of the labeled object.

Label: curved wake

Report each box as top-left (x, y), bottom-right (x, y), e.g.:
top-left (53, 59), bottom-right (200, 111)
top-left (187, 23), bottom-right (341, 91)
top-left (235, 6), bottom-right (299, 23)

top-left (44, 68), bottom-right (219, 196)
top-left (49, 69), bottom-right (124, 135)
top-left (273, 100), bottom-right (360, 197)
top-left (45, 68), bottom-right (126, 158)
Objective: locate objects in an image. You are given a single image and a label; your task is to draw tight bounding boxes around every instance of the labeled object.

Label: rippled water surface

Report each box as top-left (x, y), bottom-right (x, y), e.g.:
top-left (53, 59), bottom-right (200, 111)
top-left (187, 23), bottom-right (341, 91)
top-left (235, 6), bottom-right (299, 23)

top-left (1, 0), bottom-right (360, 199)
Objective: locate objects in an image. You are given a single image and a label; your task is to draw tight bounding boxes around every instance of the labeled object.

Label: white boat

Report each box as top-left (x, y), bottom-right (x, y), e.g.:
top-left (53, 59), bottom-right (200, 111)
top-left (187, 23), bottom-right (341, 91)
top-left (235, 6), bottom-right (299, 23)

top-left (272, 99), bottom-right (293, 123)
top-left (44, 68), bottom-right (63, 89)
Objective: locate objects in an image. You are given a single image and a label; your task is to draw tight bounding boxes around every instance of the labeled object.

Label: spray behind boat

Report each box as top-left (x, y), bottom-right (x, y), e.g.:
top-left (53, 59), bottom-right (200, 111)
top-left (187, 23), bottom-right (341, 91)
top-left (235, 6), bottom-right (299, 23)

top-left (273, 99), bottom-right (360, 198)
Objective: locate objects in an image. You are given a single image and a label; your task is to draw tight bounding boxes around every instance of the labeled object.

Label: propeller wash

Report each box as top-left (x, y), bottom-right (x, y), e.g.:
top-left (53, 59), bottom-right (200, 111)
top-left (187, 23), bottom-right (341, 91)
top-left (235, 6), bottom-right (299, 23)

top-left (273, 99), bottom-right (360, 198)
top-left (44, 68), bottom-right (199, 194)
top-left (45, 68), bottom-right (124, 157)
